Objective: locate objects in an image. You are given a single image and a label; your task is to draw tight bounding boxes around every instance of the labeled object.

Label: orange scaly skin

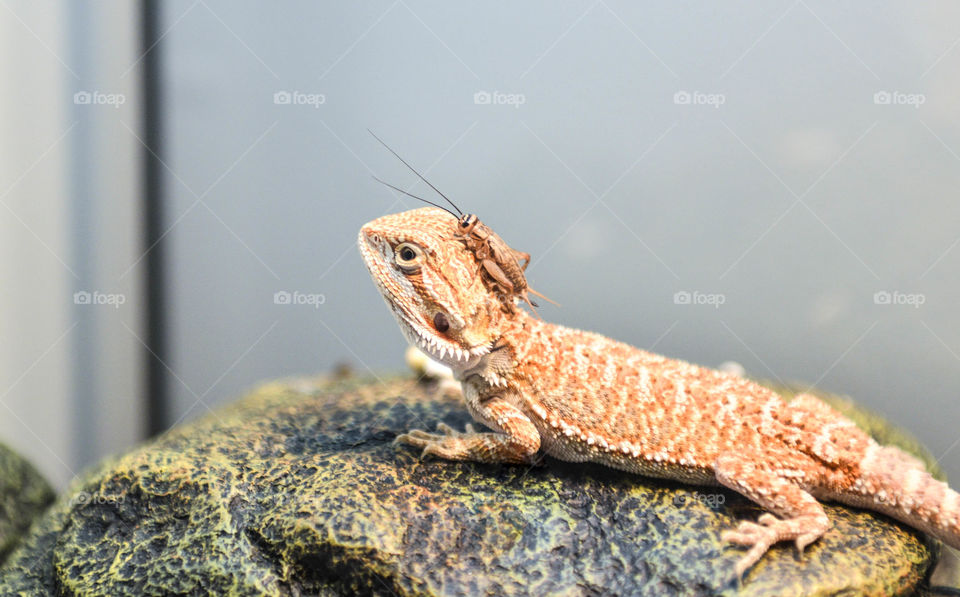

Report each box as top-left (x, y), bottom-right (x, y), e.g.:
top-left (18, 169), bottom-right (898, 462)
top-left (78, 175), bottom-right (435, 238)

top-left (358, 207), bottom-right (960, 579)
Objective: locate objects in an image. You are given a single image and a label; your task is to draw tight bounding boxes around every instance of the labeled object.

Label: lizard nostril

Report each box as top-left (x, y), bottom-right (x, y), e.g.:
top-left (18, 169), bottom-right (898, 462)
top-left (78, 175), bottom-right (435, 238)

top-left (433, 312), bottom-right (450, 333)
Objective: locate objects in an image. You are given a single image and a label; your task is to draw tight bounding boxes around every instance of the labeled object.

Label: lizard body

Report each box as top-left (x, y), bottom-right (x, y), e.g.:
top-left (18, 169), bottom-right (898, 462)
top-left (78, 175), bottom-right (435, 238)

top-left (358, 206), bottom-right (960, 578)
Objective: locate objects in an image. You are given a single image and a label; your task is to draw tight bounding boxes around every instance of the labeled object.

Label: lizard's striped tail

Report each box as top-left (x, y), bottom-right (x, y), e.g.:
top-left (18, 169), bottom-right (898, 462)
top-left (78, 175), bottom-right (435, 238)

top-left (835, 444), bottom-right (960, 549)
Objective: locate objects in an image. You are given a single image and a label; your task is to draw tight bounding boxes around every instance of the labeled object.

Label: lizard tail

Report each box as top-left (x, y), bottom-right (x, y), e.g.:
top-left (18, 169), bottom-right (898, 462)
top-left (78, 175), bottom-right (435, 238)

top-left (835, 443), bottom-right (960, 549)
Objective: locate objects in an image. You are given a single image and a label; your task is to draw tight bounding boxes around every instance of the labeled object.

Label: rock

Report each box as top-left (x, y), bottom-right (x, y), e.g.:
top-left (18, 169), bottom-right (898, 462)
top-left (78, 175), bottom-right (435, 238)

top-left (0, 441), bottom-right (54, 565)
top-left (0, 375), bottom-right (948, 596)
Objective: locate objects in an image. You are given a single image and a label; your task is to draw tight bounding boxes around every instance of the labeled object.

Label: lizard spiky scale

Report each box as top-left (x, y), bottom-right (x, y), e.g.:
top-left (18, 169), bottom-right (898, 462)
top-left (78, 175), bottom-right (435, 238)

top-left (358, 206), bottom-right (960, 579)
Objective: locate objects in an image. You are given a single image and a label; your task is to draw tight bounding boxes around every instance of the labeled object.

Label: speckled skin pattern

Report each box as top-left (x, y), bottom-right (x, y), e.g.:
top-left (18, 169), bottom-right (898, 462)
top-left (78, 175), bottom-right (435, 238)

top-left (359, 206), bottom-right (960, 579)
top-left (0, 376), bottom-right (942, 595)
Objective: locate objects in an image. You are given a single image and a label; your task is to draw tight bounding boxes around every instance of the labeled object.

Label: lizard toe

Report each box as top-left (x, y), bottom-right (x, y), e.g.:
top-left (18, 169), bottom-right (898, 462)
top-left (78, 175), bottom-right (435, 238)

top-left (435, 422), bottom-right (457, 435)
top-left (724, 512), bottom-right (830, 580)
top-left (794, 531), bottom-right (820, 554)
top-left (395, 429), bottom-right (448, 449)
top-left (396, 429), bottom-right (434, 441)
top-left (722, 520), bottom-right (769, 544)
top-left (757, 513), bottom-right (780, 527)
top-left (726, 527), bottom-right (779, 581)
top-left (422, 440), bottom-right (468, 460)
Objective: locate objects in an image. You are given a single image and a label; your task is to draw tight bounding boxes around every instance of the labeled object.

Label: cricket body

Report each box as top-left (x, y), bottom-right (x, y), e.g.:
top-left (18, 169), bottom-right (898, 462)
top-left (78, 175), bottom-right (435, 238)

top-left (453, 213), bottom-right (543, 312)
top-left (370, 130), bottom-right (549, 312)
top-left (358, 206), bottom-right (960, 579)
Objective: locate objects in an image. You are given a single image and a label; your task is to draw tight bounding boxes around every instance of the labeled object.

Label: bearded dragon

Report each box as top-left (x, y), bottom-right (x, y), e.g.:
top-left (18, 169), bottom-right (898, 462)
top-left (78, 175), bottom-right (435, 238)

top-left (358, 206), bottom-right (960, 579)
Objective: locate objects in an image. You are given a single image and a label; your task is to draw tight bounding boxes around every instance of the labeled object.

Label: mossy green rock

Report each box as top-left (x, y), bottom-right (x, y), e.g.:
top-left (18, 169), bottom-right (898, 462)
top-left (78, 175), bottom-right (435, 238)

top-left (0, 442), bottom-right (54, 564)
top-left (0, 375), bottom-right (947, 595)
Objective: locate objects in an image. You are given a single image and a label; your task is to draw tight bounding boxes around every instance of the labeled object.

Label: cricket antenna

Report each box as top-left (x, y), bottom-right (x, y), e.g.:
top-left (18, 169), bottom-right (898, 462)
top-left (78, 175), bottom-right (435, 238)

top-left (371, 176), bottom-right (459, 219)
top-left (368, 130), bottom-right (464, 216)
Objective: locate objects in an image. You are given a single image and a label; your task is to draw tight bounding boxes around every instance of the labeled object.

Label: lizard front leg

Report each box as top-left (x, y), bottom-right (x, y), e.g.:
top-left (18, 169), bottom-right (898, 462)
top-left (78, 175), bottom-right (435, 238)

top-left (395, 396), bottom-right (541, 464)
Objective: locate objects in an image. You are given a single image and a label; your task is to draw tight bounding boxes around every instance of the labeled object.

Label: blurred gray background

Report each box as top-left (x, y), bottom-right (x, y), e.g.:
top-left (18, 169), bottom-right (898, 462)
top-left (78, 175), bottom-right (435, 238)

top-left (1, 2), bottom-right (958, 489)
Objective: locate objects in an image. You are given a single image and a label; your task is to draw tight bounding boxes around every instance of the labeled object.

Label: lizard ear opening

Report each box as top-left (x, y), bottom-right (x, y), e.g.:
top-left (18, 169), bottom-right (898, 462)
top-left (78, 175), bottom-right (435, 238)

top-left (433, 312), bottom-right (450, 333)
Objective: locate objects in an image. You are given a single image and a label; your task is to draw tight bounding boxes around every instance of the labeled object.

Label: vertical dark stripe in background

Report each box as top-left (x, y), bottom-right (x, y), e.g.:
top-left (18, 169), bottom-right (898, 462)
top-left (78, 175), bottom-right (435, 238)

top-left (141, 0), bottom-right (168, 436)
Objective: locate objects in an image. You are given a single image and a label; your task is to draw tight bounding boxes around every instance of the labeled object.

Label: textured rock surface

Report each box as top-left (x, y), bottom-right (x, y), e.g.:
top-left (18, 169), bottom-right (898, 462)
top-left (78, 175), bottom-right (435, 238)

top-left (0, 442), bottom-right (54, 564)
top-left (0, 374), bottom-right (949, 596)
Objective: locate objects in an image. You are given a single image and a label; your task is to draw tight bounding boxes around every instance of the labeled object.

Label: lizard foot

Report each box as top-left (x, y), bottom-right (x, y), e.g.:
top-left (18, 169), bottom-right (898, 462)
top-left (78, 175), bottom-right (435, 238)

top-left (395, 421), bottom-right (543, 465)
top-left (722, 513), bottom-right (828, 580)
top-left (395, 422), bottom-right (480, 460)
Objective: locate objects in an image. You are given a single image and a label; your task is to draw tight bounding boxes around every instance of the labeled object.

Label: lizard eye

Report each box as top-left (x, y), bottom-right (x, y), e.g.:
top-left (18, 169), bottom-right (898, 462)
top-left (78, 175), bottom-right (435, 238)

top-left (394, 242), bottom-right (423, 271)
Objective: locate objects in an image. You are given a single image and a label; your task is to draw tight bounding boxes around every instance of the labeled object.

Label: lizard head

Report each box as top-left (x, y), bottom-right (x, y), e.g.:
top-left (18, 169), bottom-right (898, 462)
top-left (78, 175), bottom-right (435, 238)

top-left (358, 207), bottom-right (510, 369)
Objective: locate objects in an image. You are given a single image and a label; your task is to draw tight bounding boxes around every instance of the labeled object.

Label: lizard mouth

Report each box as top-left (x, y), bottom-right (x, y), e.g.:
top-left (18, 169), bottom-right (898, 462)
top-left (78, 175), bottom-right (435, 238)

top-left (357, 228), bottom-right (489, 367)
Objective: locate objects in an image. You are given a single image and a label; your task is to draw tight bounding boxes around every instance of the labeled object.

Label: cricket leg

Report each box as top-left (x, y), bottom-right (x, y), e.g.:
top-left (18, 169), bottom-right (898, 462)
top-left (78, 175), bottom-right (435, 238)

top-left (478, 259), bottom-right (514, 293)
top-left (528, 287), bottom-right (559, 307)
top-left (511, 249), bottom-right (531, 271)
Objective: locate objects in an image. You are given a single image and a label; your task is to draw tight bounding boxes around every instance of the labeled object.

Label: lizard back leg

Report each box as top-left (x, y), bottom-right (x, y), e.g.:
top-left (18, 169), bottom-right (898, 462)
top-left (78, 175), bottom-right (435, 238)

top-left (715, 453), bottom-right (831, 580)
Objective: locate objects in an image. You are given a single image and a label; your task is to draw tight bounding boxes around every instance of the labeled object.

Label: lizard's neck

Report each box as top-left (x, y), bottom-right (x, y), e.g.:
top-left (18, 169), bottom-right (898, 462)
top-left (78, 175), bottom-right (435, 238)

top-left (498, 308), bottom-right (540, 342)
top-left (449, 307), bottom-right (544, 382)
top-left (501, 309), bottom-right (555, 368)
